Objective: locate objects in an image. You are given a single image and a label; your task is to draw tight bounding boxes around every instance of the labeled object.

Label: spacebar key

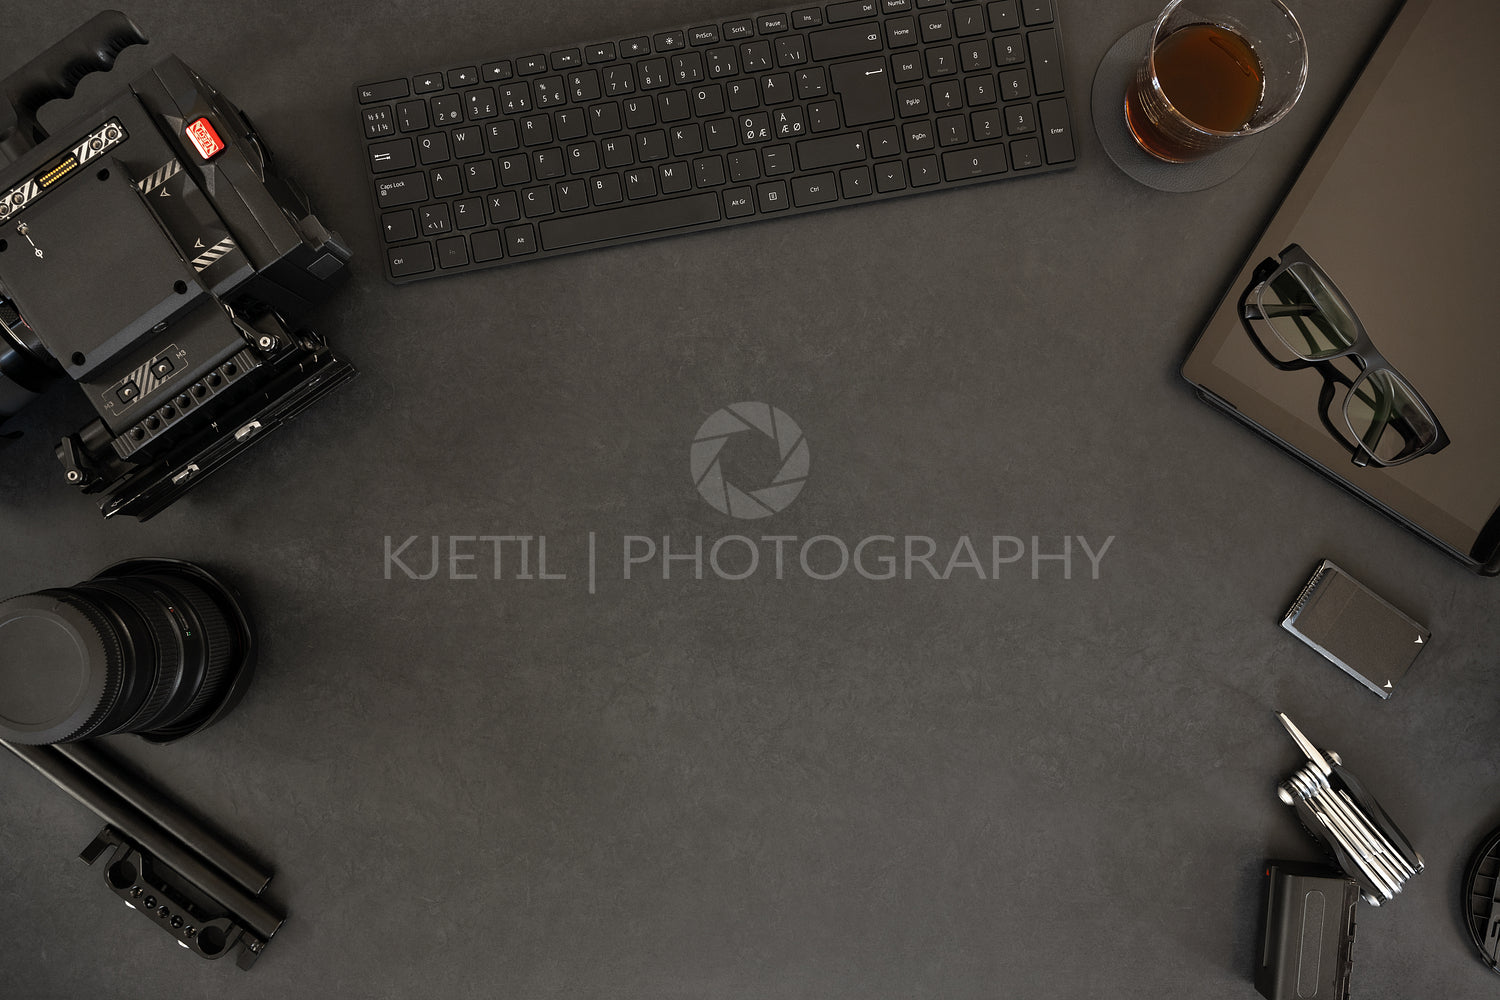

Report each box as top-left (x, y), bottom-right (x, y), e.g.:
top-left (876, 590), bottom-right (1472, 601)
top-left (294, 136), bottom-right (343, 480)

top-left (540, 194), bottom-right (721, 250)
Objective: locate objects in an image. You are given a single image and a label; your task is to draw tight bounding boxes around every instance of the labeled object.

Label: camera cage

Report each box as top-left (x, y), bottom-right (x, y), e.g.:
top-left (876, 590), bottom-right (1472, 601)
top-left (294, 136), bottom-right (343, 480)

top-left (0, 11), bottom-right (355, 519)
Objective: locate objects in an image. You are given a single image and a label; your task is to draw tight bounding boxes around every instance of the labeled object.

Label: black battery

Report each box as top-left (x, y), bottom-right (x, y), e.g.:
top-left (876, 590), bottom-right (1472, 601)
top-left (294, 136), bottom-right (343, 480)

top-left (1256, 862), bottom-right (1358, 1000)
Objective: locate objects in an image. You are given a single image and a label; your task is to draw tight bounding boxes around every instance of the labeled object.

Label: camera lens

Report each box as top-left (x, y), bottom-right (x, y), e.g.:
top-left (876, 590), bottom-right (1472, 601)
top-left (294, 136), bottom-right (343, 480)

top-left (0, 297), bottom-right (59, 424)
top-left (0, 561), bottom-right (253, 745)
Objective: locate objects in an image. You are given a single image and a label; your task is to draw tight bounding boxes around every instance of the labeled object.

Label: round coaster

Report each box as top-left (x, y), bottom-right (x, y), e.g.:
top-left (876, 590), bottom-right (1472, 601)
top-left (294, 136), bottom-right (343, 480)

top-left (1091, 22), bottom-right (1261, 192)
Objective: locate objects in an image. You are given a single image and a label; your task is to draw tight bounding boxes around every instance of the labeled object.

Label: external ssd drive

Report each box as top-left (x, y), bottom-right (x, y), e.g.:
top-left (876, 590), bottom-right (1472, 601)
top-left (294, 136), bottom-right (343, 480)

top-left (1256, 862), bottom-right (1358, 1000)
top-left (1282, 560), bottom-right (1431, 698)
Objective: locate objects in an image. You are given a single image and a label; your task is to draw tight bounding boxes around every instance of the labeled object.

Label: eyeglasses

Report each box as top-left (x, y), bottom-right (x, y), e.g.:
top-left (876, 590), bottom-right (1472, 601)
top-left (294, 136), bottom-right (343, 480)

top-left (1239, 244), bottom-right (1451, 468)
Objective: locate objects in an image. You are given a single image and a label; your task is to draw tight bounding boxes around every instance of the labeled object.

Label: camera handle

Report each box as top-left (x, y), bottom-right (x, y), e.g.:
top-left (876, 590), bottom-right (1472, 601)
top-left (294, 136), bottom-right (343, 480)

top-left (0, 10), bottom-right (148, 168)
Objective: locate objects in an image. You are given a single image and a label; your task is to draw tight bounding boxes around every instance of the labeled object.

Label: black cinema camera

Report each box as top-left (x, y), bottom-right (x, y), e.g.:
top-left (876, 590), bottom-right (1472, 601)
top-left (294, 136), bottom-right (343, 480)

top-left (0, 11), bottom-right (353, 519)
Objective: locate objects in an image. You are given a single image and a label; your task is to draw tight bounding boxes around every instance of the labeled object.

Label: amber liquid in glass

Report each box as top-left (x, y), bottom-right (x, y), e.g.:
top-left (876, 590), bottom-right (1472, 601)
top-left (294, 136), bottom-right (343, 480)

top-left (1126, 23), bottom-right (1265, 161)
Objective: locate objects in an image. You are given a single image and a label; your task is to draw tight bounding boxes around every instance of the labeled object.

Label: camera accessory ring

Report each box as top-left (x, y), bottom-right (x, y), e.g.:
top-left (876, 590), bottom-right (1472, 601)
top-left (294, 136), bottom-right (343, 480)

top-left (96, 559), bottom-right (256, 744)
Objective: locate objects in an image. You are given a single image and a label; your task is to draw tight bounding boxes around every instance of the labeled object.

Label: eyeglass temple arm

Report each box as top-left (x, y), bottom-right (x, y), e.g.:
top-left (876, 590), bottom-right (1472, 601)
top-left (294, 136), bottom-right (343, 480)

top-left (1243, 301), bottom-right (1321, 321)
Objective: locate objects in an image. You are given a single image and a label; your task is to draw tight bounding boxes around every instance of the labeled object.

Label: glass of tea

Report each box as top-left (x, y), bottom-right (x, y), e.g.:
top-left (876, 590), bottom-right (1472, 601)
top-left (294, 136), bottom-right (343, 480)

top-left (1125, 0), bottom-right (1308, 162)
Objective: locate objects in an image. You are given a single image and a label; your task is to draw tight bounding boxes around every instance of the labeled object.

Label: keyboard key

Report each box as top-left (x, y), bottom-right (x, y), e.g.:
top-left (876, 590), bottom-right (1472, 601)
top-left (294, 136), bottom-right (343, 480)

top-left (482, 61), bottom-right (514, 81)
top-left (908, 154), bottom-right (940, 185)
top-left (816, 97), bottom-right (846, 129)
top-left (796, 132), bottom-right (866, 169)
top-left (1027, 28), bottom-right (1064, 94)
top-left (1037, 97), bottom-right (1074, 162)
top-left (886, 16), bottom-right (918, 47)
top-left (792, 171), bottom-right (838, 206)
top-left (954, 4), bottom-right (987, 35)
top-left (707, 46), bottom-right (739, 77)
top-left (417, 132), bottom-right (449, 164)
top-left (375, 171), bottom-right (428, 207)
top-left (523, 185), bottom-right (555, 216)
top-left (591, 174), bottom-right (624, 205)
top-left (827, 1), bottom-right (878, 22)
top-left (464, 160), bottom-right (498, 191)
top-left (432, 95), bottom-right (463, 124)
top-left (591, 102), bottom-right (624, 134)
top-left (761, 144), bottom-right (793, 174)
top-left (723, 186), bottom-right (756, 216)
top-left (1022, 0), bottom-right (1053, 26)
top-left (499, 155), bottom-right (531, 185)
top-left (987, 0), bottom-right (1019, 31)
top-left (941, 142), bottom-right (1007, 180)
top-left (870, 125), bottom-right (901, 156)
top-left (368, 138), bottom-right (414, 173)
top-left (810, 24), bottom-right (884, 61)
top-left (1009, 136), bottom-right (1042, 168)
top-left (659, 162), bottom-right (692, 192)
top-left (602, 135), bottom-right (634, 166)
top-left (413, 73), bottom-right (444, 94)
top-left (506, 224), bottom-right (538, 254)
top-left (540, 193), bottom-right (721, 248)
top-left (830, 57), bottom-right (894, 125)
top-left (690, 25), bottom-right (721, 45)
top-left (557, 180), bottom-right (590, 211)
top-left (874, 161), bottom-right (906, 191)
top-left (486, 120), bottom-right (519, 152)
top-left (999, 69), bottom-right (1030, 101)
top-left (626, 167), bottom-right (658, 199)
top-left (437, 235), bottom-right (470, 267)
top-left (796, 66), bottom-right (829, 98)
top-left (972, 108), bottom-right (1004, 140)
top-left (758, 14), bottom-right (789, 33)
top-left (995, 35), bottom-right (1024, 65)
top-left (362, 107), bottom-right (394, 138)
top-left (920, 10), bottom-right (952, 41)
top-left (756, 180), bottom-right (789, 211)
top-left (447, 67), bottom-right (478, 88)
top-left (453, 198), bottom-right (486, 228)
top-left (839, 165), bottom-right (873, 196)
top-left (792, 9), bottom-right (823, 28)
top-left (487, 191), bottom-right (520, 224)
top-left (694, 155), bottom-right (726, 187)
top-left (775, 35), bottom-right (809, 66)
top-left (937, 114), bottom-right (967, 146)
top-left (397, 100), bottom-right (429, 132)
top-left (381, 210), bottom-right (417, 243)
top-left (430, 167), bottom-right (462, 198)
top-left (420, 203), bottom-right (452, 234)
top-left (359, 79), bottom-right (409, 103)
top-left (472, 230), bottom-right (505, 261)
top-left (388, 242), bottom-right (434, 276)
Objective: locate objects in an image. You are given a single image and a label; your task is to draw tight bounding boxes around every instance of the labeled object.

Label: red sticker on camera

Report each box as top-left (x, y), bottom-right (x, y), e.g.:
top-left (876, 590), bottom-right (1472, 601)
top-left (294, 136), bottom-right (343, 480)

top-left (185, 117), bottom-right (224, 160)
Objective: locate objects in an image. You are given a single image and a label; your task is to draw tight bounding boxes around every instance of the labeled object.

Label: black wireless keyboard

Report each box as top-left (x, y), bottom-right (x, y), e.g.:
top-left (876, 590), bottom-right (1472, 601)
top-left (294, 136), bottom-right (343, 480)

top-left (355, 0), bottom-right (1075, 283)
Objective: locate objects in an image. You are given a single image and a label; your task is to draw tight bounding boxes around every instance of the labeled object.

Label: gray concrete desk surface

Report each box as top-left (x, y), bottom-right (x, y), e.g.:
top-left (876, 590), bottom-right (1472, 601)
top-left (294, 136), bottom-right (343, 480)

top-left (2, 2), bottom-right (1496, 997)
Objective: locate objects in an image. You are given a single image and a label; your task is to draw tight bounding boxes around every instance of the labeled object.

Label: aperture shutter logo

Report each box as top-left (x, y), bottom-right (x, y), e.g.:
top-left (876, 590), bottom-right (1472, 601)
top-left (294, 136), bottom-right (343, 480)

top-left (691, 403), bottom-right (809, 519)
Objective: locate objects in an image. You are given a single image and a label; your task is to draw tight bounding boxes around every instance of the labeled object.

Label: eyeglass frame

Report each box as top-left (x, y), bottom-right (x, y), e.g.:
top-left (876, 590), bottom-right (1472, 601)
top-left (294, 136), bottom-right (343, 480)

top-left (1237, 243), bottom-right (1451, 468)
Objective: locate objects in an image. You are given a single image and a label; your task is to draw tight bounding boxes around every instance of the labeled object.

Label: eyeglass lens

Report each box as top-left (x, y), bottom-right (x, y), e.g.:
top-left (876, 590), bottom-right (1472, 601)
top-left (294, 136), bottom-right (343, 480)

top-left (1257, 261), bottom-right (1360, 360)
top-left (1346, 369), bottom-right (1439, 464)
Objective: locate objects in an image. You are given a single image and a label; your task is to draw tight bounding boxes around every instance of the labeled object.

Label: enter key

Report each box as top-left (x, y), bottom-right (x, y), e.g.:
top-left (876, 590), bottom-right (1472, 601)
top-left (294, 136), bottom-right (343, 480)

top-left (830, 58), bottom-right (895, 127)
